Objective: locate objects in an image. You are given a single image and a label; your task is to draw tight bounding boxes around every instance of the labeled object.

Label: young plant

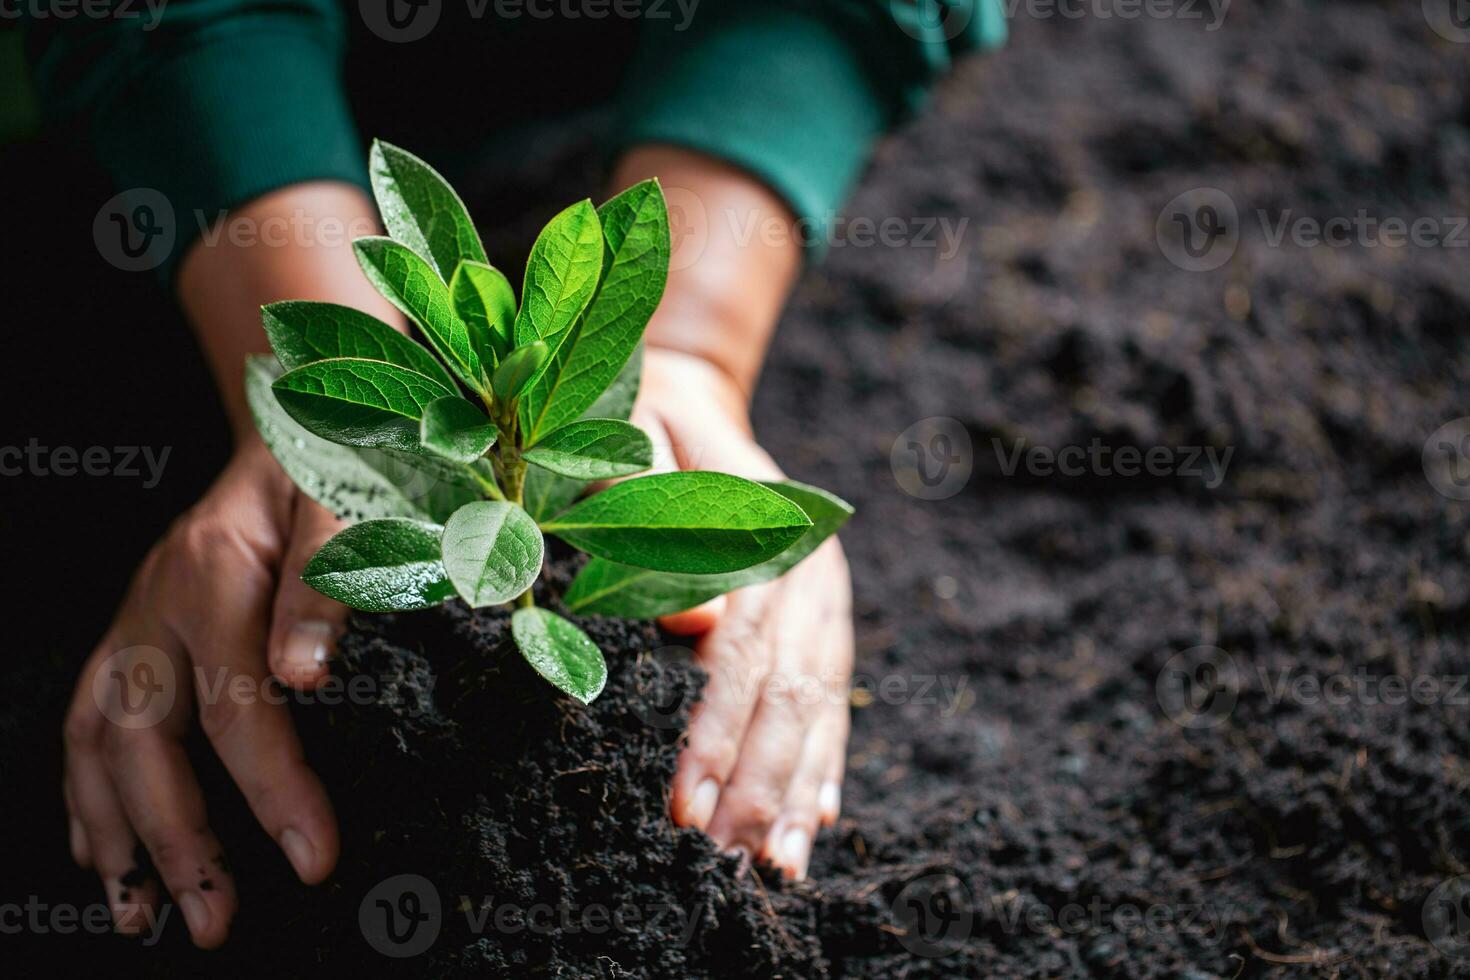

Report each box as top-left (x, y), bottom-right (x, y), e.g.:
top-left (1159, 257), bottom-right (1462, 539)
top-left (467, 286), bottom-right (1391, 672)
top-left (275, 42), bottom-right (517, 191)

top-left (246, 140), bottom-right (853, 704)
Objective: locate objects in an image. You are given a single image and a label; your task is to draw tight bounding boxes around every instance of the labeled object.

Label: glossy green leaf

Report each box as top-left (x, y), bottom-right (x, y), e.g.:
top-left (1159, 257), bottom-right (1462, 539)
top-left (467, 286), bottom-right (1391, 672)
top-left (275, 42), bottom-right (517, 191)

top-left (441, 501), bottom-right (544, 607)
top-left (248, 356), bottom-right (478, 522)
top-left (520, 346), bottom-right (643, 522)
top-left (419, 396), bottom-right (497, 463)
top-left (450, 260), bottom-right (515, 366)
top-left (521, 180), bottom-right (668, 444)
top-left (272, 357), bottom-right (455, 452)
top-left (302, 518), bottom-right (455, 612)
top-left (524, 419), bottom-right (652, 480)
top-left (492, 340), bottom-right (549, 402)
top-left (261, 300), bottom-right (457, 391)
top-left (511, 607), bottom-right (607, 704)
top-left (354, 236), bottom-right (485, 393)
top-left (542, 472), bottom-right (811, 573)
top-left (369, 139), bottom-right (488, 279)
top-left (512, 199), bottom-right (603, 347)
top-left (564, 481), bottom-right (853, 617)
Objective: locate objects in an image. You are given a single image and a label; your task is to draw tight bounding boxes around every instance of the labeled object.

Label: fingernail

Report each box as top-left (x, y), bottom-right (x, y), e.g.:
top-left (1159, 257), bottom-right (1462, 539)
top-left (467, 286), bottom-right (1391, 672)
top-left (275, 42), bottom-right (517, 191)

top-left (778, 827), bottom-right (811, 880)
top-left (280, 827), bottom-right (317, 879)
top-left (685, 778), bottom-right (719, 830)
top-left (283, 621), bottom-right (334, 671)
top-left (818, 781), bottom-right (841, 823)
top-left (179, 890), bottom-right (210, 939)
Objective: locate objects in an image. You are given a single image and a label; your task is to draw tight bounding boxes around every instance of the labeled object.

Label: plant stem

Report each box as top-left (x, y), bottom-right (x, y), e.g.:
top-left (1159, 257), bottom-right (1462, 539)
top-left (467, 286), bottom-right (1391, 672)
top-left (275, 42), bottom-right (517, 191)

top-left (470, 464), bottom-right (505, 501)
top-left (495, 398), bottom-right (536, 610)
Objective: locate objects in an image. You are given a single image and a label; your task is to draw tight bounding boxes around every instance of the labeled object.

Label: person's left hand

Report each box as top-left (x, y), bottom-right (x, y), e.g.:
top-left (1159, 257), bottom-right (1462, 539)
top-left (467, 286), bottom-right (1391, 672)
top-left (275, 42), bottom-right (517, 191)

top-left (630, 346), bottom-right (852, 880)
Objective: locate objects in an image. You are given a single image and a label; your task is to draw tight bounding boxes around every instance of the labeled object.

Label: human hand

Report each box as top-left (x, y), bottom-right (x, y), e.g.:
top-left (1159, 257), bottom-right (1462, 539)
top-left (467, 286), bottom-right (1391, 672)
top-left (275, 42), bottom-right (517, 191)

top-left (63, 440), bottom-right (347, 947)
top-left (632, 347), bottom-right (853, 880)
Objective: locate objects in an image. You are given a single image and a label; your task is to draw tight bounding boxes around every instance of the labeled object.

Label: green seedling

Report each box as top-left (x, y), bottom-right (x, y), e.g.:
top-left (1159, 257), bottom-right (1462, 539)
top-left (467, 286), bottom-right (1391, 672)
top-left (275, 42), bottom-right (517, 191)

top-left (246, 140), bottom-right (853, 703)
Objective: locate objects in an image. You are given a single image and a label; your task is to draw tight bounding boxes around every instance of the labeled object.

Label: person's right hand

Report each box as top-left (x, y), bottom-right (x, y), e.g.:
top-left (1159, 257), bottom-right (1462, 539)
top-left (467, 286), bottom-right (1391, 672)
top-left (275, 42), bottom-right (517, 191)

top-left (63, 439), bottom-right (348, 947)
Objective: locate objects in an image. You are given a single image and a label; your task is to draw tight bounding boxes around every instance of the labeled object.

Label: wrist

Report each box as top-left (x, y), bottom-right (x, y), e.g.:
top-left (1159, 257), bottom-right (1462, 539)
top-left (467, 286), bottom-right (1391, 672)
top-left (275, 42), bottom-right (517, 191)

top-left (176, 182), bottom-right (397, 443)
top-left (611, 144), bottom-right (801, 404)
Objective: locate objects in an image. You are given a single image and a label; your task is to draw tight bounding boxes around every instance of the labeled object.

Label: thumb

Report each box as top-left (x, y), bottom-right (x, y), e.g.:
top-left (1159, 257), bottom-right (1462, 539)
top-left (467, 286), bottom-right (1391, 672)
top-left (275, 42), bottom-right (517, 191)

top-left (268, 494), bottom-right (349, 689)
top-left (658, 594), bottom-right (727, 637)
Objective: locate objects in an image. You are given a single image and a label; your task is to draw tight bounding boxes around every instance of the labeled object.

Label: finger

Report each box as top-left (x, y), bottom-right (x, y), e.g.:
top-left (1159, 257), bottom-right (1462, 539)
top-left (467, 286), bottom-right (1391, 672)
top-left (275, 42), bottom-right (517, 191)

top-left (702, 655), bottom-right (817, 863)
top-left (818, 610), bottom-right (853, 827)
top-left (65, 647), bottom-right (163, 935)
top-left (658, 595), bottom-right (727, 636)
top-left (819, 705), bottom-right (850, 828)
top-left (669, 587), bottom-right (776, 835)
top-left (183, 565), bottom-right (340, 887)
top-left (268, 494), bottom-right (348, 689)
top-left (763, 703), bottom-right (843, 880)
top-left (702, 578), bottom-right (826, 856)
top-left (63, 779), bottom-right (91, 869)
top-left (109, 727), bottom-right (237, 949)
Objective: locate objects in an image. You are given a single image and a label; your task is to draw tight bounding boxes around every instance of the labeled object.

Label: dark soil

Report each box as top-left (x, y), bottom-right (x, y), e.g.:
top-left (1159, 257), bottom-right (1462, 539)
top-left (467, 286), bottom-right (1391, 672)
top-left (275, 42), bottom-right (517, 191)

top-left (6, 1), bottom-right (1470, 977)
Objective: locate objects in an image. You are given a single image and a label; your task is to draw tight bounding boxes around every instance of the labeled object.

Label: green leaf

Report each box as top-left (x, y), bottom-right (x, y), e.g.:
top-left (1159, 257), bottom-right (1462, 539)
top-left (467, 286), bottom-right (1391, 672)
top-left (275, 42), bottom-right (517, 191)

top-left (450, 260), bottom-right (515, 366)
top-left (524, 418), bottom-right (652, 480)
top-left (585, 341), bottom-right (643, 421)
top-left (354, 236), bottom-right (485, 393)
top-left (521, 180), bottom-right (668, 444)
top-left (261, 300), bottom-right (457, 391)
top-left (441, 501), bottom-right (544, 607)
top-left (247, 356), bottom-right (478, 522)
top-left (542, 472), bottom-right (811, 573)
top-left (302, 518), bottom-right (456, 612)
top-left (419, 396), bottom-right (497, 463)
top-left (512, 199), bottom-right (603, 348)
top-left (369, 139), bottom-right (488, 280)
top-left (520, 346), bottom-right (643, 522)
top-left (511, 607), bottom-right (607, 704)
top-left (272, 357), bottom-right (455, 452)
top-left (492, 340), bottom-right (549, 402)
top-left (564, 481), bottom-right (853, 617)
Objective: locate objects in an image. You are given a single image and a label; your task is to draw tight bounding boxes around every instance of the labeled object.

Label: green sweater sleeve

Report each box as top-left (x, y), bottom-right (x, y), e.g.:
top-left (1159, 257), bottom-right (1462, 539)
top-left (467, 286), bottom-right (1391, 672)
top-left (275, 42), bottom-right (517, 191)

top-left (25, 0), bottom-right (366, 283)
top-left (613, 0), bottom-right (1005, 258)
